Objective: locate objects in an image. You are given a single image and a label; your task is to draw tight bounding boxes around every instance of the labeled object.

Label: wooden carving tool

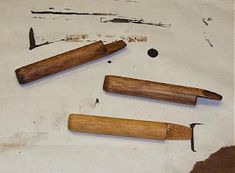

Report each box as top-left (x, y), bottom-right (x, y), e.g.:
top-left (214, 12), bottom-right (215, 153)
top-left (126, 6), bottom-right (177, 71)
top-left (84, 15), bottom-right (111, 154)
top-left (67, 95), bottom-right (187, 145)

top-left (103, 75), bottom-right (222, 105)
top-left (68, 114), bottom-right (202, 151)
top-left (15, 40), bottom-right (126, 84)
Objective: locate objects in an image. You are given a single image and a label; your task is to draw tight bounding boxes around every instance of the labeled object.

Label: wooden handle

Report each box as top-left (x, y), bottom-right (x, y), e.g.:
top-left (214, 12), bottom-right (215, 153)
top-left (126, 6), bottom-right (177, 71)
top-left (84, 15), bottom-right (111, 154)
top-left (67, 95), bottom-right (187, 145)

top-left (103, 75), bottom-right (222, 105)
top-left (15, 40), bottom-right (126, 84)
top-left (68, 114), bottom-right (192, 140)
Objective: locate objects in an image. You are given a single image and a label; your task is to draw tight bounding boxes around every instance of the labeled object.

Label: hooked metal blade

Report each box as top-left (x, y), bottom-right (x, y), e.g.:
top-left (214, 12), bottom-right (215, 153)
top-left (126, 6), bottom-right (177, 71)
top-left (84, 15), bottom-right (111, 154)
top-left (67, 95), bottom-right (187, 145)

top-left (190, 123), bottom-right (203, 152)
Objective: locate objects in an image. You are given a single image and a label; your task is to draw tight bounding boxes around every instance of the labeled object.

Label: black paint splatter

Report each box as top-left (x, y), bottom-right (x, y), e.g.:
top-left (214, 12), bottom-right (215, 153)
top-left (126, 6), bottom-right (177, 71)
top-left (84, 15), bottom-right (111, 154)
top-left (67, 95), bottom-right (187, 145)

top-left (108, 60), bottom-right (112, 64)
top-left (49, 7), bottom-right (54, 10)
top-left (202, 17), bottom-right (213, 26)
top-left (100, 17), bottom-right (171, 27)
top-left (204, 32), bottom-right (213, 47)
top-left (147, 48), bottom-right (158, 58)
top-left (202, 18), bottom-right (208, 26)
top-left (29, 27), bottom-right (61, 50)
top-left (29, 27), bottom-right (37, 50)
top-left (33, 16), bottom-right (46, 19)
top-left (31, 10), bottom-right (116, 16)
top-left (93, 98), bottom-right (99, 108)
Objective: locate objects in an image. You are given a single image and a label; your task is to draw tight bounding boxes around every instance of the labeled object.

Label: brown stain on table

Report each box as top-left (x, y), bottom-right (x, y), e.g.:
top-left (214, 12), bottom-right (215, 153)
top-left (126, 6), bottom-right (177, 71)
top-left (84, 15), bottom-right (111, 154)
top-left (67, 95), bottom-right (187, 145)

top-left (0, 132), bottom-right (48, 152)
top-left (190, 146), bottom-right (235, 173)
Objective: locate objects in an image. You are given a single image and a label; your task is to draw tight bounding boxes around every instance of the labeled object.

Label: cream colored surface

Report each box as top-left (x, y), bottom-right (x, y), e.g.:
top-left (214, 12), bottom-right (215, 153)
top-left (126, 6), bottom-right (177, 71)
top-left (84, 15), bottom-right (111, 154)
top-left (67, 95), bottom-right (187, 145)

top-left (0, 0), bottom-right (234, 172)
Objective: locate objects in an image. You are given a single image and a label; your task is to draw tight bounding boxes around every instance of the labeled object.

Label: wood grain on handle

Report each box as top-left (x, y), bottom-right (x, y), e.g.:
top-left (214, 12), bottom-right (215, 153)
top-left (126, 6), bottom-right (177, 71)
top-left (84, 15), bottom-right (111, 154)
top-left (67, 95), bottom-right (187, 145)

top-left (15, 40), bottom-right (126, 84)
top-left (103, 75), bottom-right (222, 105)
top-left (68, 114), bottom-right (192, 140)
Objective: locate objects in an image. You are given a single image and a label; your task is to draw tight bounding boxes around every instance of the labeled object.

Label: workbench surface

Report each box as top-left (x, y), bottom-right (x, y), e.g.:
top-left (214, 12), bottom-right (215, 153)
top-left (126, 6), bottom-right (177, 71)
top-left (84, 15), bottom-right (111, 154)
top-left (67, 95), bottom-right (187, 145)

top-left (0, 0), bottom-right (233, 172)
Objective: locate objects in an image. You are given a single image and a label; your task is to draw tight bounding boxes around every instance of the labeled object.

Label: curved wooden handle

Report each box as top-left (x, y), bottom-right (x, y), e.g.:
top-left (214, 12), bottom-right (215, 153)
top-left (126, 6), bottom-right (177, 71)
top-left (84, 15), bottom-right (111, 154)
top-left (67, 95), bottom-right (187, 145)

top-left (68, 114), bottom-right (192, 140)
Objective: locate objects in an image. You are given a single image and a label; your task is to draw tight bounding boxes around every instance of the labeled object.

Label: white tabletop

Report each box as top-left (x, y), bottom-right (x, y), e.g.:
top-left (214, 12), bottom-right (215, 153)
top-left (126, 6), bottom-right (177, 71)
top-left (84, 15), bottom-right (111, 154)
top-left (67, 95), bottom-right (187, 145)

top-left (0, 0), bottom-right (234, 172)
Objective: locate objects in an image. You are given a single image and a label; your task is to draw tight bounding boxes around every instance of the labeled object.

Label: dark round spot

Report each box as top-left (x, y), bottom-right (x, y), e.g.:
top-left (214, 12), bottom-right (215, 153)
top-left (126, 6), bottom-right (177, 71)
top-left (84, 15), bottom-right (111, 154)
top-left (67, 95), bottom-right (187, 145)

top-left (108, 60), bottom-right (112, 64)
top-left (49, 7), bottom-right (54, 10)
top-left (147, 48), bottom-right (158, 58)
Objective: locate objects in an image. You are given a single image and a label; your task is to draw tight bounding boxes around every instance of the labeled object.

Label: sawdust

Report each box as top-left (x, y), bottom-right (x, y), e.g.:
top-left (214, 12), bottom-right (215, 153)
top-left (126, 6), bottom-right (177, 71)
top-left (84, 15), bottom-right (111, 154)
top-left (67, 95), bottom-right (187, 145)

top-left (64, 34), bottom-right (88, 42)
top-left (125, 36), bottom-right (147, 42)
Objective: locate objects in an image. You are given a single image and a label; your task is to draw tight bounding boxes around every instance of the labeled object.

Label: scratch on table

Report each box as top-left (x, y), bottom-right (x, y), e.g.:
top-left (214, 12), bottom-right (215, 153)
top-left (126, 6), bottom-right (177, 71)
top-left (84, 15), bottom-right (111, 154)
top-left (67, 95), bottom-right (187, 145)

top-left (100, 17), bottom-right (171, 28)
top-left (0, 132), bottom-right (48, 152)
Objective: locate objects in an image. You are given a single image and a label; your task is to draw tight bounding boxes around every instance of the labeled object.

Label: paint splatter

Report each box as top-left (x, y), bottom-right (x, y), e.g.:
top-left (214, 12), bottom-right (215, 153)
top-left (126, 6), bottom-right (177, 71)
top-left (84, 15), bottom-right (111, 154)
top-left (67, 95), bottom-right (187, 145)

top-left (100, 17), bottom-right (171, 28)
top-left (33, 16), bottom-right (46, 19)
top-left (29, 27), bottom-right (62, 50)
top-left (29, 29), bottom-right (147, 49)
top-left (147, 48), bottom-right (158, 58)
top-left (93, 98), bottom-right (100, 108)
top-left (202, 17), bottom-right (213, 26)
top-left (204, 32), bottom-right (213, 47)
top-left (63, 34), bottom-right (147, 43)
top-left (29, 27), bottom-right (37, 50)
top-left (31, 10), bottom-right (116, 16)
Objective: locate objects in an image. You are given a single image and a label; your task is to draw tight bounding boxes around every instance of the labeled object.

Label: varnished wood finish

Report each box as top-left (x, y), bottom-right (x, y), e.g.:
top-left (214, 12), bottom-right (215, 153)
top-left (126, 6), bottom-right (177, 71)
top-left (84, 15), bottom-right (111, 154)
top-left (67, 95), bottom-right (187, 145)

top-left (15, 40), bottom-right (126, 84)
top-left (103, 75), bottom-right (222, 105)
top-left (68, 114), bottom-right (192, 140)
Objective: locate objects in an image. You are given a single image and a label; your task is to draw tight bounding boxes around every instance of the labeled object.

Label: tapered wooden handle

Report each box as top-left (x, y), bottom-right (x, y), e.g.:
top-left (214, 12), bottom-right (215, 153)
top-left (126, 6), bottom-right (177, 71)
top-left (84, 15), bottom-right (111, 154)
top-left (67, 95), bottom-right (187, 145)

top-left (15, 40), bottom-right (126, 84)
top-left (103, 75), bottom-right (222, 105)
top-left (68, 114), bottom-right (192, 140)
